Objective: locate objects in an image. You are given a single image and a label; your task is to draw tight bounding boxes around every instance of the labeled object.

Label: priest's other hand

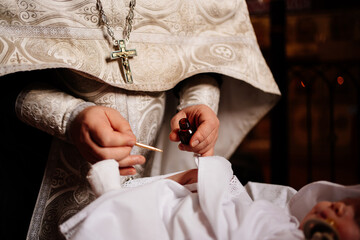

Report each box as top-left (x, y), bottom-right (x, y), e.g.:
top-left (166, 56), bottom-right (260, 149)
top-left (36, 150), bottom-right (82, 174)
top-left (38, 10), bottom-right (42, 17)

top-left (69, 105), bottom-right (145, 175)
top-left (169, 104), bottom-right (219, 156)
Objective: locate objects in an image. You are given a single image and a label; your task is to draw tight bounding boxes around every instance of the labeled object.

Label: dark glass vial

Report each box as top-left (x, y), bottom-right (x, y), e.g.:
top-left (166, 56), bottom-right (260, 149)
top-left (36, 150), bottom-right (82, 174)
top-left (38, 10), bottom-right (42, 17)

top-left (178, 118), bottom-right (194, 145)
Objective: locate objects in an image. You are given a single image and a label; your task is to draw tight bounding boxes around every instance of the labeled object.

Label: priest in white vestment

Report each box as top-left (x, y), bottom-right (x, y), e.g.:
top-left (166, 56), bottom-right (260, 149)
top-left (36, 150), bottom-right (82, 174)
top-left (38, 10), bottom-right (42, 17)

top-left (0, 0), bottom-right (281, 239)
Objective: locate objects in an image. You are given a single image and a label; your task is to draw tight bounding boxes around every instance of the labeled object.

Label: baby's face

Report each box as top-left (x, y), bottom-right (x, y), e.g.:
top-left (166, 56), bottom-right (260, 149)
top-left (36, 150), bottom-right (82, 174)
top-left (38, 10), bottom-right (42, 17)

top-left (300, 200), bottom-right (360, 240)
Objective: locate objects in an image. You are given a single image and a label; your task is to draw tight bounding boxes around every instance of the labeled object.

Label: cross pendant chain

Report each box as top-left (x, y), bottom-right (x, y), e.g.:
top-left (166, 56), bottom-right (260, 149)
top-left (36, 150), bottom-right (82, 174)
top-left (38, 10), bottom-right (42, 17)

top-left (111, 40), bottom-right (137, 84)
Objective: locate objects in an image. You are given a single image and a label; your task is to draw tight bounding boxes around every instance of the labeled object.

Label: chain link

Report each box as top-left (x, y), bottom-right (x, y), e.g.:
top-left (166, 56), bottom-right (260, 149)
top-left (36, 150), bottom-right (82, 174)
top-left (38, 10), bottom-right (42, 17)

top-left (97, 0), bottom-right (136, 46)
top-left (123, 0), bottom-right (136, 43)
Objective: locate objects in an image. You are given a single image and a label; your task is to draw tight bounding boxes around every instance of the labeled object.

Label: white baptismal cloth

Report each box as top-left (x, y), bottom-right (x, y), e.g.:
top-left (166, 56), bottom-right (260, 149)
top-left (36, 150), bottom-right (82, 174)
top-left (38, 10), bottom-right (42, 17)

top-left (60, 156), bottom-right (304, 240)
top-left (61, 156), bottom-right (360, 239)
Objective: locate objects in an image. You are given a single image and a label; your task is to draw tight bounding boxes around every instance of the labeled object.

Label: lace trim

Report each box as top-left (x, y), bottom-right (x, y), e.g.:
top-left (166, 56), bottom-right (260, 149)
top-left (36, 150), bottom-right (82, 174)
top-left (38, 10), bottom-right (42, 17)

top-left (122, 175), bottom-right (169, 188)
top-left (122, 173), bottom-right (244, 199)
top-left (228, 175), bottom-right (244, 198)
top-left (26, 147), bottom-right (58, 240)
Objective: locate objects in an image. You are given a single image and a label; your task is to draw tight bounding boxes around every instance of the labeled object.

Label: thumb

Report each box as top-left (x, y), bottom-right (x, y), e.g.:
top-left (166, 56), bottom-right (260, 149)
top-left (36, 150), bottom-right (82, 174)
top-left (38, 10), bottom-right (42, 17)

top-left (94, 108), bottom-right (136, 147)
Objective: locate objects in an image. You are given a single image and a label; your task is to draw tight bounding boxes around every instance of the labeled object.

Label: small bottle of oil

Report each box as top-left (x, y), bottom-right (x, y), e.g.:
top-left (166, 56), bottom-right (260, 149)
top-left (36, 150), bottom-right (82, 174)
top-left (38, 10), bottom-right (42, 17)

top-left (178, 118), bottom-right (194, 145)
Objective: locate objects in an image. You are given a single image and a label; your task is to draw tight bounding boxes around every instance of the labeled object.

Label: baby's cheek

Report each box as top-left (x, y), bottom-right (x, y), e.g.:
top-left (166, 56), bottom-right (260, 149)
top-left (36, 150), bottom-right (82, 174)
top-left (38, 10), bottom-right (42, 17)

top-left (336, 221), bottom-right (360, 240)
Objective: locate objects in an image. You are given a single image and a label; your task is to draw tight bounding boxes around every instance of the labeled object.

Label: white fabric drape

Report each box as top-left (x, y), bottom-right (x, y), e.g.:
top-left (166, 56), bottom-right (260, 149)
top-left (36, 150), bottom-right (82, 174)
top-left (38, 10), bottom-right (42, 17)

top-left (62, 156), bottom-right (360, 240)
top-left (60, 156), bottom-right (304, 240)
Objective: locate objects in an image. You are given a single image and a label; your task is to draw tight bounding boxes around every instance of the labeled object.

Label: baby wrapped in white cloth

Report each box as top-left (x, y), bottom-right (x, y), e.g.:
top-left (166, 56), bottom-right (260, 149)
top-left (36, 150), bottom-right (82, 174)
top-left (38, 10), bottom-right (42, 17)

top-left (60, 156), bottom-right (360, 240)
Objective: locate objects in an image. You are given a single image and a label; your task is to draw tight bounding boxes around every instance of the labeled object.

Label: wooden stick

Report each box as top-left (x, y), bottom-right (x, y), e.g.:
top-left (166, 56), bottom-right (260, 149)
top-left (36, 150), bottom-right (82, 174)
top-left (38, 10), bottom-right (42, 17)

top-left (135, 142), bottom-right (163, 153)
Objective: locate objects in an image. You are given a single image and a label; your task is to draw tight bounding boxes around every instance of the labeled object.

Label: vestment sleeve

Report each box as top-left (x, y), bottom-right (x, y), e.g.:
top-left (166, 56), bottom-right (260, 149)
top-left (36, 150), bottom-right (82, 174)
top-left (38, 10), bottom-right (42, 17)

top-left (15, 82), bottom-right (95, 141)
top-left (177, 74), bottom-right (220, 114)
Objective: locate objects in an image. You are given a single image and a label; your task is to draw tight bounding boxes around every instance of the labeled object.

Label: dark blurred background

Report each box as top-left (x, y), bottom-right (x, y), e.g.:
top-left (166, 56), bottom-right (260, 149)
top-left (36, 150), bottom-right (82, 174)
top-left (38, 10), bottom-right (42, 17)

top-left (232, 0), bottom-right (360, 190)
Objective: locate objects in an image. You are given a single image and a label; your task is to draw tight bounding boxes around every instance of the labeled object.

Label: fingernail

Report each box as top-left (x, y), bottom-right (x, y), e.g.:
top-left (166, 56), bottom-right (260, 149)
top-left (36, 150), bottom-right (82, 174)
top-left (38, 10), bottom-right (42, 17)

top-left (129, 138), bottom-right (136, 146)
top-left (136, 156), bottom-right (146, 165)
top-left (191, 140), bottom-right (199, 147)
top-left (127, 169), bottom-right (137, 175)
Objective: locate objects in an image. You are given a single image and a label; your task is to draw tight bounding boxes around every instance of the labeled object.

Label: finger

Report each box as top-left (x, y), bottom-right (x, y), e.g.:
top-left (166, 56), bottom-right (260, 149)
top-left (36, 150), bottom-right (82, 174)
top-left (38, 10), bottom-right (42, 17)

top-left (199, 148), bottom-right (214, 157)
top-left (190, 122), bottom-right (218, 148)
top-left (90, 119), bottom-right (136, 147)
top-left (76, 130), bottom-right (106, 164)
top-left (116, 155), bottom-right (146, 168)
top-left (90, 108), bottom-right (136, 147)
top-left (119, 167), bottom-right (137, 176)
top-left (169, 129), bottom-right (180, 142)
top-left (170, 112), bottom-right (187, 130)
top-left (169, 113), bottom-right (188, 142)
top-left (178, 127), bottom-right (217, 154)
top-left (91, 128), bottom-right (136, 148)
top-left (104, 107), bottom-right (133, 133)
top-left (178, 142), bottom-right (215, 157)
top-left (84, 134), bottom-right (134, 162)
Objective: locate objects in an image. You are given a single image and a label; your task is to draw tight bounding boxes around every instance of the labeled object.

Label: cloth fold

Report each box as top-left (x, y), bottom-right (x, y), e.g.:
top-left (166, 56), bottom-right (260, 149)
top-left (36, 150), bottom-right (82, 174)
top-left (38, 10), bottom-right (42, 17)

top-left (62, 156), bottom-right (360, 240)
top-left (61, 156), bottom-right (304, 240)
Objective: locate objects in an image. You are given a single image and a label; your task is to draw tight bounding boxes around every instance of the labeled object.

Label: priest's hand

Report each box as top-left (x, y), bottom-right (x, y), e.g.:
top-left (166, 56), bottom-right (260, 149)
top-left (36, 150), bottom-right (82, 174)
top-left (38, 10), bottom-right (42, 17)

top-left (169, 104), bottom-right (219, 156)
top-left (69, 105), bottom-right (145, 175)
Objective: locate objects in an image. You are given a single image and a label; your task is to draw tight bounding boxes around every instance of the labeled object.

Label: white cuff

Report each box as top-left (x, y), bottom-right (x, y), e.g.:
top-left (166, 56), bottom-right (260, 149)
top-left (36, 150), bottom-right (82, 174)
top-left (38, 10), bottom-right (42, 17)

top-left (86, 159), bottom-right (123, 197)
